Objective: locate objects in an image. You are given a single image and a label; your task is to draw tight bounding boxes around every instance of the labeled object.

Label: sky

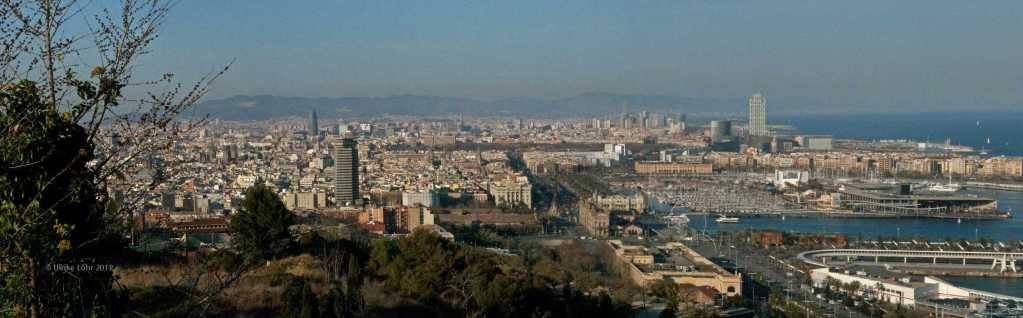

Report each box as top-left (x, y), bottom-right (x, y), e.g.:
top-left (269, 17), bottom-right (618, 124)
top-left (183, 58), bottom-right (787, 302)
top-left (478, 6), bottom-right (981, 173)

top-left (125, 0), bottom-right (1023, 110)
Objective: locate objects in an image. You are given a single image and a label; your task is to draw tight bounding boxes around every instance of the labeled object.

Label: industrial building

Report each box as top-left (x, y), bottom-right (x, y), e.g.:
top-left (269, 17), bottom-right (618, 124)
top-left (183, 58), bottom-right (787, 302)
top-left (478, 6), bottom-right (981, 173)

top-left (837, 183), bottom-right (1002, 217)
top-left (609, 240), bottom-right (742, 297)
top-left (634, 162), bottom-right (713, 175)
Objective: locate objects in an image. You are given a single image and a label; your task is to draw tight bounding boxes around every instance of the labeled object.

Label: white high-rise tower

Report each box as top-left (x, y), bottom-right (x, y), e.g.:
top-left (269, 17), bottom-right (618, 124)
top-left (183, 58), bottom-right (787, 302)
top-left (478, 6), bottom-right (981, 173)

top-left (748, 93), bottom-right (767, 136)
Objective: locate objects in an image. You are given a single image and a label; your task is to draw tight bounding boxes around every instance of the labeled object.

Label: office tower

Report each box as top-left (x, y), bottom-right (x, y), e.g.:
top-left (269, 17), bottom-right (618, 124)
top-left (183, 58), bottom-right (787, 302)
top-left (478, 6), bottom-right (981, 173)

top-left (748, 93), bottom-right (767, 136)
top-left (309, 109), bottom-right (319, 136)
top-left (620, 101), bottom-right (629, 128)
top-left (333, 138), bottom-right (359, 206)
top-left (225, 144), bottom-right (239, 162)
top-left (709, 120), bottom-right (733, 142)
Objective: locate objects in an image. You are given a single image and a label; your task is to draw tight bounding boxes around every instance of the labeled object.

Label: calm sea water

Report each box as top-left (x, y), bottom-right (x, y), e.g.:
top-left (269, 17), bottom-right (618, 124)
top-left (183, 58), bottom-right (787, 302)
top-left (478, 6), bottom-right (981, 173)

top-left (693, 189), bottom-right (1023, 241)
top-left (942, 276), bottom-right (1023, 298)
top-left (684, 189), bottom-right (1023, 297)
top-left (692, 113), bottom-right (1023, 297)
top-left (776, 111), bottom-right (1023, 156)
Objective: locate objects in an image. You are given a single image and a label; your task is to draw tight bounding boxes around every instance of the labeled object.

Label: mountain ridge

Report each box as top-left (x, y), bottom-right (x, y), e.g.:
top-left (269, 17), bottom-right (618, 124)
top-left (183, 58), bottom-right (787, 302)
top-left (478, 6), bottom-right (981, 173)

top-left (194, 92), bottom-right (819, 120)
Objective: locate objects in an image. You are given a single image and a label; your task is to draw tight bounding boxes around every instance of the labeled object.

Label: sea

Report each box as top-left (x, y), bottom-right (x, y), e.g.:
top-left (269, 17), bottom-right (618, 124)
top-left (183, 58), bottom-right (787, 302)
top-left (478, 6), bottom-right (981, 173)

top-left (685, 188), bottom-right (1023, 297)
top-left (692, 111), bottom-right (1023, 297)
top-left (694, 189), bottom-right (1023, 242)
top-left (775, 111), bottom-right (1023, 156)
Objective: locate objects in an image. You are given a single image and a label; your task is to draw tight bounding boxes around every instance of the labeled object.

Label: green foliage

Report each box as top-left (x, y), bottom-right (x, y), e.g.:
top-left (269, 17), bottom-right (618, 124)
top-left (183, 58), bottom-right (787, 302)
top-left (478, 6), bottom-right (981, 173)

top-left (1, 81), bottom-right (124, 317)
top-left (722, 295), bottom-right (750, 309)
top-left (680, 305), bottom-right (719, 318)
top-left (299, 281), bottom-right (319, 318)
top-left (520, 240), bottom-right (626, 293)
top-left (370, 229), bottom-right (462, 303)
top-left (365, 229), bottom-right (635, 318)
top-left (338, 257), bottom-right (366, 316)
top-left (448, 225), bottom-right (508, 247)
top-left (284, 277), bottom-right (317, 318)
top-left (229, 183), bottom-right (295, 262)
top-left (120, 286), bottom-right (192, 318)
top-left (320, 288), bottom-right (339, 318)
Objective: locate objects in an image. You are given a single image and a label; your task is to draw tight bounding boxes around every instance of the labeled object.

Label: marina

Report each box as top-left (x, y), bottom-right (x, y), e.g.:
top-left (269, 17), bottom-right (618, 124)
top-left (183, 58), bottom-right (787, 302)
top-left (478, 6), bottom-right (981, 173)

top-left (650, 178), bottom-right (1010, 219)
top-left (681, 189), bottom-right (1023, 298)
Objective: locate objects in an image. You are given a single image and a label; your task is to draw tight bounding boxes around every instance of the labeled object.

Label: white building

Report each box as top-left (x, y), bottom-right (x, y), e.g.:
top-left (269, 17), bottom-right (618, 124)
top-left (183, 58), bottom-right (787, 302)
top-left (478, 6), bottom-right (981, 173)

top-left (281, 191), bottom-right (323, 211)
top-left (748, 93), bottom-right (767, 137)
top-left (810, 267), bottom-right (936, 306)
top-left (593, 192), bottom-right (648, 212)
top-left (402, 190), bottom-right (438, 207)
top-left (604, 143), bottom-right (628, 158)
top-left (235, 175), bottom-right (258, 188)
top-left (296, 192), bottom-right (318, 210)
top-left (773, 169), bottom-right (810, 189)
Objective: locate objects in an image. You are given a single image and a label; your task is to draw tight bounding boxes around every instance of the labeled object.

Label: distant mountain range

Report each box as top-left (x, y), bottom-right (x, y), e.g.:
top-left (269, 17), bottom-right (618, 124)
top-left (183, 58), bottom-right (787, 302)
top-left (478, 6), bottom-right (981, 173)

top-left (193, 94), bottom-right (1023, 121)
top-left (195, 92), bottom-right (823, 120)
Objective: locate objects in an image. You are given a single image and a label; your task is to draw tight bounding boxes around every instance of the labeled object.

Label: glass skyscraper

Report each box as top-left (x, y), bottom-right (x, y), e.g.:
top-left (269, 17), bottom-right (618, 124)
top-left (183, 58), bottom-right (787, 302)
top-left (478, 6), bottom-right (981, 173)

top-left (333, 137), bottom-right (359, 206)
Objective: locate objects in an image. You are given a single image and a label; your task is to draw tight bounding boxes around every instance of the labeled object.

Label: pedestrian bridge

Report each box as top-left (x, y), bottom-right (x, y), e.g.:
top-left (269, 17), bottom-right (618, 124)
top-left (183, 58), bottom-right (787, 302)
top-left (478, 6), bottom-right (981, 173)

top-left (797, 249), bottom-right (1023, 272)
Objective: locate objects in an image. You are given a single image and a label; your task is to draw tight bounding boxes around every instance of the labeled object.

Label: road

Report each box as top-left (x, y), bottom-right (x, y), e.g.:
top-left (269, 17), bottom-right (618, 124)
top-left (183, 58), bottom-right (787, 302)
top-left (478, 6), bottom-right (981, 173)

top-left (686, 234), bottom-right (871, 318)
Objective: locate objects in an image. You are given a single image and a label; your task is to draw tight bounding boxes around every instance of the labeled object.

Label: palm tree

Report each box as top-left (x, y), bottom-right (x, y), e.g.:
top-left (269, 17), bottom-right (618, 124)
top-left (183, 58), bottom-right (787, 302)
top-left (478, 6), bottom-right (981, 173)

top-left (848, 281), bottom-right (863, 295)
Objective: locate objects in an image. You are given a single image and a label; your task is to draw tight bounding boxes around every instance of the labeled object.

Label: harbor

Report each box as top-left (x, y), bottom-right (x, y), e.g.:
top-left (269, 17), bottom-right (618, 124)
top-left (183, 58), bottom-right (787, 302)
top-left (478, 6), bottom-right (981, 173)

top-left (649, 176), bottom-right (1011, 220)
top-left (683, 188), bottom-right (1023, 242)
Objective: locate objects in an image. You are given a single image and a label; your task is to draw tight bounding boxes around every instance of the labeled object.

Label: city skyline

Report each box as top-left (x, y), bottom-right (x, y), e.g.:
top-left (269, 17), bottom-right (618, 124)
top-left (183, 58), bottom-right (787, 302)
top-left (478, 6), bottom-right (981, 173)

top-left (5, 1), bottom-right (1023, 317)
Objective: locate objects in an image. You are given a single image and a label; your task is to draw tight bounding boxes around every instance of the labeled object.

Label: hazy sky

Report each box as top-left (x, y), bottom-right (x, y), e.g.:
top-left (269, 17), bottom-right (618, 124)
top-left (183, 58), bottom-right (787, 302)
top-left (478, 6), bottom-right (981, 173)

top-left (134, 0), bottom-right (1023, 110)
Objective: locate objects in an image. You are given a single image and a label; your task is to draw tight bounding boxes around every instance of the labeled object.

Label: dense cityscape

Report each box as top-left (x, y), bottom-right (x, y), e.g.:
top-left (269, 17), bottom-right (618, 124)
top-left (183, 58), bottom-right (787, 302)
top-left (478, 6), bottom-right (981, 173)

top-left (90, 92), bottom-right (1022, 317)
top-left (3, 1), bottom-right (1023, 318)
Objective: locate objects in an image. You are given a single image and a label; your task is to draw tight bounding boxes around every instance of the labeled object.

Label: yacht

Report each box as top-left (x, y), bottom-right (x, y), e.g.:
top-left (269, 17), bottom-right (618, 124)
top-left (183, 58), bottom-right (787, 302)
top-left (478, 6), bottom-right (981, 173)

top-left (928, 176), bottom-right (962, 192)
top-left (928, 183), bottom-right (962, 192)
top-left (715, 216), bottom-right (739, 223)
top-left (665, 214), bottom-right (690, 225)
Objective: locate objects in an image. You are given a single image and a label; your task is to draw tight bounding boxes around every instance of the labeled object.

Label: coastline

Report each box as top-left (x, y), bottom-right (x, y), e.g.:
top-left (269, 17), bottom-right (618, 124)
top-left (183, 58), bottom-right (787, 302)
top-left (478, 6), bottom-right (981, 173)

top-left (689, 210), bottom-right (1012, 220)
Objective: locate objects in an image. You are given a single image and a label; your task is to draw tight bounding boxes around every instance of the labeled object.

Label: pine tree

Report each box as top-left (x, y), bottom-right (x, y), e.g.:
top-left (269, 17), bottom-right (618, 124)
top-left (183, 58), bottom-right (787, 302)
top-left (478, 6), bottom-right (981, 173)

top-left (342, 257), bottom-right (364, 316)
top-left (229, 183), bottom-right (295, 262)
top-left (284, 278), bottom-right (305, 317)
top-left (299, 283), bottom-right (319, 318)
top-left (320, 287), bottom-right (341, 318)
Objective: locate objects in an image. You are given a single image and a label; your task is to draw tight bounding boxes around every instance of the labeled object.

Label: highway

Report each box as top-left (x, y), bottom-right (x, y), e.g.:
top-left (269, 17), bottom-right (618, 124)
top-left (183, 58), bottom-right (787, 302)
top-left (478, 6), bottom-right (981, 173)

top-left (686, 235), bottom-right (872, 318)
top-left (797, 248), bottom-right (1023, 272)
